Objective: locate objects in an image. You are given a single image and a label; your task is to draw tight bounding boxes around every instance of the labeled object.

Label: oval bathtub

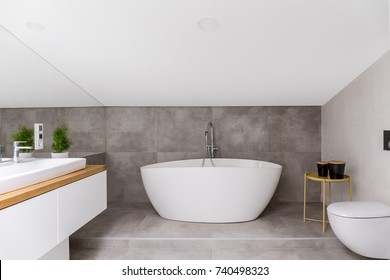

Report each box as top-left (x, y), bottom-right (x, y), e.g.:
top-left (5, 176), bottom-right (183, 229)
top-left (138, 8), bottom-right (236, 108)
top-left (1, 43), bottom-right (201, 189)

top-left (140, 158), bottom-right (282, 223)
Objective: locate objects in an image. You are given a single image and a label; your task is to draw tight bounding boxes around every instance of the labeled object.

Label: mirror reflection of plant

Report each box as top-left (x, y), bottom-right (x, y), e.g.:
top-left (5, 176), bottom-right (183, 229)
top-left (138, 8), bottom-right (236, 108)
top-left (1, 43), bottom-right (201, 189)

top-left (12, 125), bottom-right (34, 153)
top-left (52, 124), bottom-right (72, 153)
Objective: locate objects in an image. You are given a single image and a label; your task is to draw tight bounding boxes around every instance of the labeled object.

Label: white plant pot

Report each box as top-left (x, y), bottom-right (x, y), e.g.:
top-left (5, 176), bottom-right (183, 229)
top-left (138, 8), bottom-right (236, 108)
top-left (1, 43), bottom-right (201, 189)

top-left (51, 152), bottom-right (69, 158)
top-left (19, 152), bottom-right (34, 158)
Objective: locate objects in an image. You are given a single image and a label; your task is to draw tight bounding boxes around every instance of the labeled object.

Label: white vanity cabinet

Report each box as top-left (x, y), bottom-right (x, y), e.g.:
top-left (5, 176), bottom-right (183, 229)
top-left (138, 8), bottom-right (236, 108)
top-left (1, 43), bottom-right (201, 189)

top-left (0, 170), bottom-right (107, 260)
top-left (58, 171), bottom-right (107, 242)
top-left (0, 191), bottom-right (57, 259)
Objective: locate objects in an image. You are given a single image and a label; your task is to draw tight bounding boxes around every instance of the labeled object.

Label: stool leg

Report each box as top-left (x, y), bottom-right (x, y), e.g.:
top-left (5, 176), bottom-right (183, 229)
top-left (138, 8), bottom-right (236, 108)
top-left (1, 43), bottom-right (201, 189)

top-left (328, 182), bottom-right (331, 205)
top-left (322, 181), bottom-right (326, 234)
top-left (303, 174), bottom-right (307, 222)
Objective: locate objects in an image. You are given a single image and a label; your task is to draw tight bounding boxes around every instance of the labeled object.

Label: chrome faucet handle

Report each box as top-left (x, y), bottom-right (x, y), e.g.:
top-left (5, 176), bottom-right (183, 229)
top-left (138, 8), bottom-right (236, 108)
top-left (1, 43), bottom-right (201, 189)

top-left (13, 141), bottom-right (27, 147)
top-left (13, 141), bottom-right (33, 151)
top-left (13, 141), bottom-right (33, 149)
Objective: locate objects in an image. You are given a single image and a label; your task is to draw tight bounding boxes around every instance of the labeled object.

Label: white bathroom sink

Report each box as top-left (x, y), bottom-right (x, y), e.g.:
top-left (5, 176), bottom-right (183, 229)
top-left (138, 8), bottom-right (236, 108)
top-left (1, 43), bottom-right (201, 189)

top-left (0, 158), bottom-right (11, 165)
top-left (0, 158), bottom-right (86, 195)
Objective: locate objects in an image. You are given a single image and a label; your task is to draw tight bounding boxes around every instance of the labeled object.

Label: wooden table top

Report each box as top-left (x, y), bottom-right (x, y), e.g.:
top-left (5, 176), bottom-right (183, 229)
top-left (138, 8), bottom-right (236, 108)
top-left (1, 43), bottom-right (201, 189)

top-left (305, 172), bottom-right (351, 183)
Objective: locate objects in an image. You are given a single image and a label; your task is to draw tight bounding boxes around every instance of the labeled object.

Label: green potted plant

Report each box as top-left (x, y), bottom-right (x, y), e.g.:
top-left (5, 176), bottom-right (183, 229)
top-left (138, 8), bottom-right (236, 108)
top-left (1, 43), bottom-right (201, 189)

top-left (51, 124), bottom-right (72, 158)
top-left (11, 125), bottom-right (34, 158)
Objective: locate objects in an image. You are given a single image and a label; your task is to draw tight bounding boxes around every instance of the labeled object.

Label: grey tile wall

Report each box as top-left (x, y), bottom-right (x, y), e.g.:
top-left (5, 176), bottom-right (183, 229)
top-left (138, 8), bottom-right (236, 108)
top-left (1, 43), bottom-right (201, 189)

top-left (106, 107), bottom-right (156, 152)
top-left (268, 107), bottom-right (321, 153)
top-left (0, 106), bottom-right (321, 204)
top-left (212, 107), bottom-right (268, 153)
top-left (156, 107), bottom-right (212, 152)
top-left (84, 152), bottom-right (106, 165)
top-left (106, 152), bottom-right (156, 203)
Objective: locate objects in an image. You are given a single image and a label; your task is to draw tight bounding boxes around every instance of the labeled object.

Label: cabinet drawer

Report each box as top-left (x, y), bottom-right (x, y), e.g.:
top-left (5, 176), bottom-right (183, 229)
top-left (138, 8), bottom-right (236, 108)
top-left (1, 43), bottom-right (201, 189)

top-left (58, 171), bottom-right (107, 242)
top-left (0, 191), bottom-right (57, 259)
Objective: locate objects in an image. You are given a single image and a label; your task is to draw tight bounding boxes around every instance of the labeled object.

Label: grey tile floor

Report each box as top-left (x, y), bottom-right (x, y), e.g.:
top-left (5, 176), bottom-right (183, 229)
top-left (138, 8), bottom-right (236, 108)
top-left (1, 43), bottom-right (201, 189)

top-left (70, 202), bottom-right (367, 260)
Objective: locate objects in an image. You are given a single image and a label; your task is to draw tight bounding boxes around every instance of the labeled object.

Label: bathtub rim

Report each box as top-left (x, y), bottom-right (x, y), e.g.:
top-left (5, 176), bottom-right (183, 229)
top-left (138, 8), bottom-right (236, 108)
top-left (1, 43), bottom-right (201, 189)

top-left (141, 158), bottom-right (282, 170)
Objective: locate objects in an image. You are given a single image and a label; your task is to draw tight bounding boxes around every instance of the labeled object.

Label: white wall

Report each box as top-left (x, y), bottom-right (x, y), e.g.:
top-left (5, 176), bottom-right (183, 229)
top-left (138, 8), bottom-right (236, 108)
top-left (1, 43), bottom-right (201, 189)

top-left (322, 51), bottom-right (390, 204)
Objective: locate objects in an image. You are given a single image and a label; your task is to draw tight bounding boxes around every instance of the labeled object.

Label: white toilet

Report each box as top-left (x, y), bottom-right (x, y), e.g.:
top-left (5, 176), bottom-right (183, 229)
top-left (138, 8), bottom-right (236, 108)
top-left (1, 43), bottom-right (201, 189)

top-left (327, 201), bottom-right (390, 259)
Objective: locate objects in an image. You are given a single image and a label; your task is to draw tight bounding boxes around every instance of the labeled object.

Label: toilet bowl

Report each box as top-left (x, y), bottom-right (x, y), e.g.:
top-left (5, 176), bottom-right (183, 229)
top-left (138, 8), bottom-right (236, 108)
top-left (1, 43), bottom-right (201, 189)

top-left (327, 201), bottom-right (390, 259)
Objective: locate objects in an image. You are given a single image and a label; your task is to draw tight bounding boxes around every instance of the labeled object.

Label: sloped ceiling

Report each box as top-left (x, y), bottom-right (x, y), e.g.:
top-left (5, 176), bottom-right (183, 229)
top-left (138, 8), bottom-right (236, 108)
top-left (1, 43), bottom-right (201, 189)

top-left (0, 0), bottom-right (389, 108)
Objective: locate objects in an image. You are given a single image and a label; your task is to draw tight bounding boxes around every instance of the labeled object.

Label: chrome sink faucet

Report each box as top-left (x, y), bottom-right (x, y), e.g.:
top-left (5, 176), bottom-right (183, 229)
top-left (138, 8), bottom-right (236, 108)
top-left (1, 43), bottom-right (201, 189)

top-left (13, 141), bottom-right (33, 163)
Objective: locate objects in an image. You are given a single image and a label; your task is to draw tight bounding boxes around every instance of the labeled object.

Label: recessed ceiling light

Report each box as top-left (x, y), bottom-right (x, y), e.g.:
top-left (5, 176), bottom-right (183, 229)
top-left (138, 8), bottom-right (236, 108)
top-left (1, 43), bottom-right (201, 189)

top-left (197, 17), bottom-right (220, 32)
top-left (25, 21), bottom-right (44, 31)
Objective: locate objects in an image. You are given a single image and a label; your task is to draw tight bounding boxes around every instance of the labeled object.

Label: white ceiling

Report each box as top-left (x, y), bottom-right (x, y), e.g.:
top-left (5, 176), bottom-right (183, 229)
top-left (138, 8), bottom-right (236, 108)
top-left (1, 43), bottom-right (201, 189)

top-left (0, 0), bottom-right (389, 108)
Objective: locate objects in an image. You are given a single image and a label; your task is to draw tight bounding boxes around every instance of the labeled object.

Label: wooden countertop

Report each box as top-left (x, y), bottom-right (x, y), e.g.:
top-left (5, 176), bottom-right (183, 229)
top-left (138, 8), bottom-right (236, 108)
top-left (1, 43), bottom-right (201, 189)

top-left (0, 165), bottom-right (107, 210)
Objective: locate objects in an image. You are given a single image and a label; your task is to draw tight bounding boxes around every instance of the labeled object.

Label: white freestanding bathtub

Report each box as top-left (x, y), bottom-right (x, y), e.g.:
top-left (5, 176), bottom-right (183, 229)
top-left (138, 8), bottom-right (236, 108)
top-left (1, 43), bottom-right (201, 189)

top-left (140, 158), bottom-right (282, 223)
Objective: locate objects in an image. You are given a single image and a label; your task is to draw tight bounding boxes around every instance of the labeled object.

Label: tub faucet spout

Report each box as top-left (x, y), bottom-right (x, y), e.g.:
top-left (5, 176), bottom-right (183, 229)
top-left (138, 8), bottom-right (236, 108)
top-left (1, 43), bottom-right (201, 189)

top-left (205, 122), bottom-right (218, 158)
top-left (202, 122), bottom-right (218, 167)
